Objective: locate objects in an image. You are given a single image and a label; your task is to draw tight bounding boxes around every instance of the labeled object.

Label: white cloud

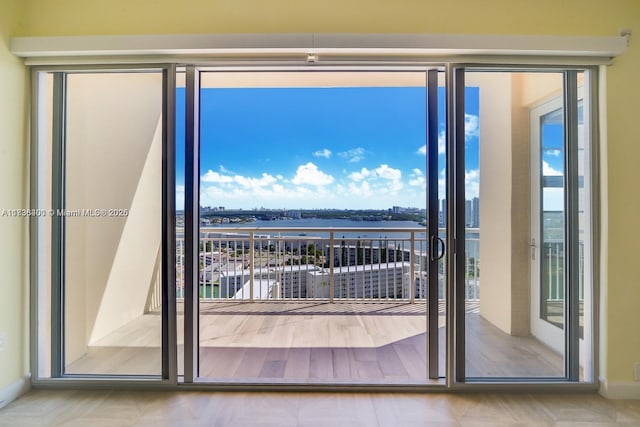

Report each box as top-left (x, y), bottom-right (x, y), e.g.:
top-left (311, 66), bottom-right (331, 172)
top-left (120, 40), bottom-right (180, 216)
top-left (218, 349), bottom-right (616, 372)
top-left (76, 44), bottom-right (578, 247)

top-left (418, 114), bottom-right (477, 157)
top-left (543, 160), bottom-right (563, 176)
top-left (547, 149), bottom-right (562, 157)
top-left (409, 168), bottom-right (425, 186)
top-left (234, 173), bottom-right (278, 188)
top-left (200, 178), bottom-right (335, 209)
top-left (219, 165), bottom-right (235, 174)
top-left (199, 162), bottom-right (430, 209)
top-left (348, 181), bottom-right (373, 197)
top-left (416, 130), bottom-right (446, 156)
top-left (338, 147), bottom-right (366, 163)
top-left (374, 164), bottom-right (402, 181)
top-left (349, 164), bottom-right (402, 183)
top-left (291, 162), bottom-right (334, 186)
top-left (465, 169), bottom-right (480, 198)
top-left (409, 177), bottom-right (425, 187)
top-left (435, 169), bottom-right (447, 199)
top-left (346, 164), bottom-right (403, 195)
top-left (202, 169), bottom-right (279, 189)
top-left (348, 167), bottom-right (372, 182)
top-left (202, 170), bottom-right (233, 183)
top-left (465, 114), bottom-right (479, 138)
top-left (465, 169), bottom-right (479, 180)
top-left (176, 185), bottom-right (185, 210)
top-left (313, 148), bottom-right (332, 159)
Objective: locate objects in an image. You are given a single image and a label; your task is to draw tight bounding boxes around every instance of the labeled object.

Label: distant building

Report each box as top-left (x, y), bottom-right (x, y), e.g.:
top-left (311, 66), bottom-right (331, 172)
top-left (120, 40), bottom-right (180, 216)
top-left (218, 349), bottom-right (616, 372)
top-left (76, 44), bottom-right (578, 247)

top-left (472, 197), bottom-right (480, 228)
top-left (307, 262), bottom-right (411, 299)
top-left (464, 197), bottom-right (480, 228)
top-left (392, 206), bottom-right (422, 214)
top-left (326, 243), bottom-right (427, 271)
top-left (231, 278), bottom-right (279, 300)
top-left (288, 210), bottom-right (302, 219)
top-left (217, 264), bottom-right (320, 299)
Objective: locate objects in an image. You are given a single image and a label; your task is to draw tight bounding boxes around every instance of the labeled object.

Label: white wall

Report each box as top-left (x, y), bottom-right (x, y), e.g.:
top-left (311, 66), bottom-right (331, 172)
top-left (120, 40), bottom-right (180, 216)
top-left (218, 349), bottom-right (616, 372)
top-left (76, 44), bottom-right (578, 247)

top-left (471, 72), bottom-right (514, 334)
top-left (64, 73), bottom-right (163, 364)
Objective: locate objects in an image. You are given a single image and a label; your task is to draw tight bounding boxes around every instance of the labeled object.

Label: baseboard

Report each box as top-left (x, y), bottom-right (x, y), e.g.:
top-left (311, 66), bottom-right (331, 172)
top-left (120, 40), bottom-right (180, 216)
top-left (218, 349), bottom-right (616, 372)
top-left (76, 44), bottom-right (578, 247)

top-left (0, 375), bottom-right (31, 409)
top-left (599, 379), bottom-right (640, 399)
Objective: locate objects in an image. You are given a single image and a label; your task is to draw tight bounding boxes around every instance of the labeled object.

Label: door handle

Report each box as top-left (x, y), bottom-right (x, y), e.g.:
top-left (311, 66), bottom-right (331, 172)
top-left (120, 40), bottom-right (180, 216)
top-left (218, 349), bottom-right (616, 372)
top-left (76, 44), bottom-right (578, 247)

top-left (430, 236), bottom-right (446, 261)
top-left (530, 238), bottom-right (536, 260)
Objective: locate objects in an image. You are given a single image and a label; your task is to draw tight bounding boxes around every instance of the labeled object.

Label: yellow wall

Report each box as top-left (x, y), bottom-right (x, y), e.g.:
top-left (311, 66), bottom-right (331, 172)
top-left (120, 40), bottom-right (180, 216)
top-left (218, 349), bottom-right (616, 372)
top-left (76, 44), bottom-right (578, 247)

top-left (6, 0), bottom-right (640, 388)
top-left (604, 17), bottom-right (640, 386)
top-left (15, 0), bottom-right (639, 37)
top-left (0, 0), bottom-right (28, 391)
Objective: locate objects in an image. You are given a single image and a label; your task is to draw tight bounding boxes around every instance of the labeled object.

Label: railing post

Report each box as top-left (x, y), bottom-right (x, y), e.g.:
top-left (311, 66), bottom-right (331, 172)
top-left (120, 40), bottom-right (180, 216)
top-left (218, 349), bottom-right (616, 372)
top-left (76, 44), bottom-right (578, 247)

top-left (410, 231), bottom-right (415, 303)
top-left (329, 231), bottom-right (335, 303)
top-left (249, 231), bottom-right (254, 302)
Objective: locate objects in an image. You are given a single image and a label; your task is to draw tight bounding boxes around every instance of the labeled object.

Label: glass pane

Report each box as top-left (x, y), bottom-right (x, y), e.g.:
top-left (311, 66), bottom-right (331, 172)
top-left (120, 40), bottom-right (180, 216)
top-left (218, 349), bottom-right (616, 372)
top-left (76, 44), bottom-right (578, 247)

top-left (436, 73), bottom-right (447, 379)
top-left (464, 71), bottom-right (567, 379)
top-left (175, 70), bottom-right (186, 378)
top-left (63, 72), bottom-right (164, 376)
top-left (192, 71), bottom-right (439, 384)
top-left (540, 106), bottom-right (565, 330)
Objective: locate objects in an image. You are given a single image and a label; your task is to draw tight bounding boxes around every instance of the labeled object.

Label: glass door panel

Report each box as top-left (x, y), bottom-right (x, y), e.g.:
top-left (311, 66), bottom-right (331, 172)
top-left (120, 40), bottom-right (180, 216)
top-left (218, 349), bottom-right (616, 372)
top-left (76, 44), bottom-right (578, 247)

top-left (62, 71), bottom-right (165, 376)
top-left (182, 69), bottom-right (446, 384)
top-left (461, 70), bottom-right (588, 380)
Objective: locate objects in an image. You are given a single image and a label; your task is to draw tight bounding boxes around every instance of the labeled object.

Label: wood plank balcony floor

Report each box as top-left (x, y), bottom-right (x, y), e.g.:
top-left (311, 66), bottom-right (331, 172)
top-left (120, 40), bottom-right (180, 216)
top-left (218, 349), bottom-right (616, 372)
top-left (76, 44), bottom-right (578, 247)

top-left (65, 301), bottom-right (564, 381)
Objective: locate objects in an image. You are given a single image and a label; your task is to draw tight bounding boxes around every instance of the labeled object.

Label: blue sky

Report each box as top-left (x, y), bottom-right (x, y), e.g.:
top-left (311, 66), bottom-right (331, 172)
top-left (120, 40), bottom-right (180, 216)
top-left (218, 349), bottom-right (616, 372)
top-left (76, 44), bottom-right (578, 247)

top-left (176, 86), bottom-right (480, 210)
top-left (541, 116), bottom-right (566, 212)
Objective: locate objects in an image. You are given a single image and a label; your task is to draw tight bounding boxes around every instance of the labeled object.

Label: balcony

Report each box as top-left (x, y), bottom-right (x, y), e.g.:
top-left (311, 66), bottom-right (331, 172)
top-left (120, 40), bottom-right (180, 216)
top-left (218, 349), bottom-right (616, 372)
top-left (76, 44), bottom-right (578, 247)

top-left (66, 227), bottom-right (565, 381)
top-left (171, 227), bottom-right (562, 381)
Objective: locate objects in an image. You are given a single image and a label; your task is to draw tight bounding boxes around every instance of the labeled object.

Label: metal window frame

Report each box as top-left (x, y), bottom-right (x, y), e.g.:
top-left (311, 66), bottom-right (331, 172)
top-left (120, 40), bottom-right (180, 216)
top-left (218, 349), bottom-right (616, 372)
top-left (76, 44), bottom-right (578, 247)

top-left (564, 70), bottom-right (581, 382)
top-left (426, 68), bottom-right (441, 380)
top-left (447, 65), bottom-right (600, 390)
top-left (49, 72), bottom-right (66, 378)
top-left (183, 65), bottom-right (201, 383)
top-left (30, 64), bottom-right (177, 387)
top-left (29, 61), bottom-right (600, 393)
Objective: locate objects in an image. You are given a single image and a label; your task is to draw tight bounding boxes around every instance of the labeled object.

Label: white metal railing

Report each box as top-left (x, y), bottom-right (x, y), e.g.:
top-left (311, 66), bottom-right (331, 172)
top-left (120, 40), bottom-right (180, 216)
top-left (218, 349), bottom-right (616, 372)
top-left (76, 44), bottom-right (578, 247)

top-left (174, 228), bottom-right (581, 304)
top-left (464, 232), bottom-right (480, 300)
top-left (541, 240), bottom-right (585, 302)
top-left (175, 227), bottom-right (482, 302)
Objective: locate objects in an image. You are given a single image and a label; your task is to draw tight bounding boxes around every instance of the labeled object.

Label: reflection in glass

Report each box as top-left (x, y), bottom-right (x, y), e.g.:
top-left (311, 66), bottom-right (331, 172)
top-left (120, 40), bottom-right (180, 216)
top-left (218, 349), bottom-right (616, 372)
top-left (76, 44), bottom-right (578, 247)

top-left (540, 107), bottom-right (565, 329)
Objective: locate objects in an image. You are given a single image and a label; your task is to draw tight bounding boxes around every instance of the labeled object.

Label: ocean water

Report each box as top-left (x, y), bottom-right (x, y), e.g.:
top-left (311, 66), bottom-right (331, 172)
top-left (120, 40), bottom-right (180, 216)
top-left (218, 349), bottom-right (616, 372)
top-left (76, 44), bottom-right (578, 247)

top-left (206, 218), bottom-right (478, 236)
top-left (206, 218), bottom-right (425, 239)
top-left (203, 218), bottom-right (479, 257)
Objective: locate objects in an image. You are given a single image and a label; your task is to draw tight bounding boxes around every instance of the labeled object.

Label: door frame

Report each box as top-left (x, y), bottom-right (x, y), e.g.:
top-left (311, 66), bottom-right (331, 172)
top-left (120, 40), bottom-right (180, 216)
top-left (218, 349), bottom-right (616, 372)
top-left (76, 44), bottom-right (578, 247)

top-left (530, 95), bottom-right (566, 355)
top-left (180, 65), bottom-right (446, 385)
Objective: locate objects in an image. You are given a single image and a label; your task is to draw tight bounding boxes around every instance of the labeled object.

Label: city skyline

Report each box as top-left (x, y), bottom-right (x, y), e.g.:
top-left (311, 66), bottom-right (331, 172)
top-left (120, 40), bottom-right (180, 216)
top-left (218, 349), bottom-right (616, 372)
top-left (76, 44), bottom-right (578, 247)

top-left (175, 85), bottom-right (481, 210)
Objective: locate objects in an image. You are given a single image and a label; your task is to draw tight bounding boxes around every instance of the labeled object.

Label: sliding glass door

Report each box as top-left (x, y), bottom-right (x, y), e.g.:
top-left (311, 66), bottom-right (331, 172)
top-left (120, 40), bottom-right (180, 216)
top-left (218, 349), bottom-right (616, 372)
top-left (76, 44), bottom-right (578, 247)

top-left (454, 68), bottom-right (595, 382)
top-left (33, 68), bottom-right (176, 380)
top-left (32, 62), bottom-right (597, 388)
top-left (179, 68), bottom-right (447, 384)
